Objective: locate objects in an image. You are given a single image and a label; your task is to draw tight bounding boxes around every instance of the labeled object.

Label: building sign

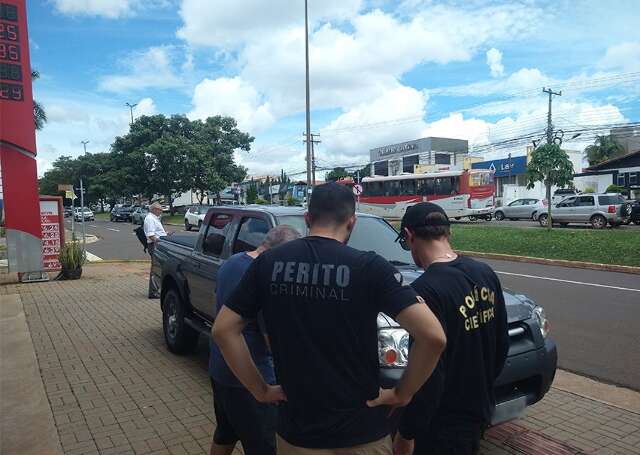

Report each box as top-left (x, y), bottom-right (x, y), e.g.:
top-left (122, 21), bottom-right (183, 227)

top-left (472, 155), bottom-right (527, 178)
top-left (370, 139), bottom-right (424, 161)
top-left (376, 142), bottom-right (417, 158)
top-left (0, 0), bottom-right (43, 275)
top-left (40, 197), bottom-right (64, 271)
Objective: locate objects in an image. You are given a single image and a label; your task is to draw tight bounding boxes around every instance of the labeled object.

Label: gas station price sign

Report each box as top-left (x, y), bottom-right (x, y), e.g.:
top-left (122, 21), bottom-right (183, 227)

top-left (0, 0), bottom-right (35, 153)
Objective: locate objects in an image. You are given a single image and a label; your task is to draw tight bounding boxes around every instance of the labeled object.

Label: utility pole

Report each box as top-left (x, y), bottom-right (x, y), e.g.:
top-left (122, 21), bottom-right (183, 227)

top-left (125, 102), bottom-right (138, 126)
top-left (303, 133), bottom-right (321, 185)
top-left (78, 179), bottom-right (86, 254)
top-left (81, 140), bottom-right (89, 154)
top-left (542, 87), bottom-right (561, 144)
top-left (304, 0), bottom-right (312, 196)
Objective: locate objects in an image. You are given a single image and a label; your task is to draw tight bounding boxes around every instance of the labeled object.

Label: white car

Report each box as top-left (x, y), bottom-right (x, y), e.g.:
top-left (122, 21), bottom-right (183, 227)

top-left (184, 205), bottom-right (210, 231)
top-left (74, 207), bottom-right (94, 221)
top-left (494, 198), bottom-right (547, 221)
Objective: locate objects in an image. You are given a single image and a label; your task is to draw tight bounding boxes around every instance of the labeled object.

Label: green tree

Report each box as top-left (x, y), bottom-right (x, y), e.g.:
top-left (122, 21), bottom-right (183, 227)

top-left (144, 136), bottom-right (191, 214)
top-left (526, 144), bottom-right (574, 229)
top-left (246, 182), bottom-right (258, 204)
top-left (32, 70), bottom-right (47, 130)
top-left (326, 167), bottom-right (349, 182)
top-left (585, 135), bottom-right (625, 166)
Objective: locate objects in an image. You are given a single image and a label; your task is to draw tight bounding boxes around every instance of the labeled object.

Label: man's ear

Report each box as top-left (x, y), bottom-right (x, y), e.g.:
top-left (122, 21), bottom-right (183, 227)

top-left (346, 214), bottom-right (357, 233)
top-left (404, 227), bottom-right (414, 243)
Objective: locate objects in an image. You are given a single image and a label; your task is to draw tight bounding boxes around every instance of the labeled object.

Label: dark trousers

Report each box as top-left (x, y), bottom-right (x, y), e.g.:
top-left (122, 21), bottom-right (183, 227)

top-left (211, 379), bottom-right (277, 455)
top-left (413, 435), bottom-right (481, 455)
top-left (147, 242), bottom-right (159, 298)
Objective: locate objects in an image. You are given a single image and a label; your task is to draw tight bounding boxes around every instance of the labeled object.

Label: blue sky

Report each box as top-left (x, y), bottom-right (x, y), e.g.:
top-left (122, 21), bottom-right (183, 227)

top-left (30, 0), bottom-right (640, 178)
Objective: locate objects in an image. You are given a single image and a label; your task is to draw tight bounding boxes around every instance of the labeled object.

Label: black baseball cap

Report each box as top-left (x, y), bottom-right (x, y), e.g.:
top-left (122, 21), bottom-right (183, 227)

top-left (396, 202), bottom-right (450, 243)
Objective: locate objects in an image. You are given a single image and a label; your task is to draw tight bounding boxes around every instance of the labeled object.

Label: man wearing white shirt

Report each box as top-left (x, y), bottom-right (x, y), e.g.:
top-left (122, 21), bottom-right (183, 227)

top-left (144, 202), bottom-right (167, 298)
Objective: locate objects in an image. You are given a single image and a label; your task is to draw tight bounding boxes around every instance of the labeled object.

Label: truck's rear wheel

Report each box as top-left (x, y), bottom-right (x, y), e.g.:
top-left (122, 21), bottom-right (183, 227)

top-left (162, 288), bottom-right (199, 354)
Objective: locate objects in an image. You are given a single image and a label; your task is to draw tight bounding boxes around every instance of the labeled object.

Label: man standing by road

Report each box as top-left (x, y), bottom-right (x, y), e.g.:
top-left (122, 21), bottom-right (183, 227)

top-left (393, 203), bottom-right (509, 455)
top-left (143, 202), bottom-right (166, 298)
top-left (213, 182), bottom-right (446, 454)
top-left (209, 225), bottom-right (301, 455)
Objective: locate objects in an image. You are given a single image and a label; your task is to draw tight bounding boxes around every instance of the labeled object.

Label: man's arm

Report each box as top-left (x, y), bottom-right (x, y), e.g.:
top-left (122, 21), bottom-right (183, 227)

top-left (367, 302), bottom-right (446, 409)
top-left (212, 306), bottom-right (285, 403)
top-left (493, 277), bottom-right (509, 378)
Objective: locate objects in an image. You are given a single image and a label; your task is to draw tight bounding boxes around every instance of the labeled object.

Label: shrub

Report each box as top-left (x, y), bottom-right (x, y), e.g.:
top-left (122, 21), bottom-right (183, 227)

top-left (255, 198), bottom-right (268, 205)
top-left (605, 184), bottom-right (628, 194)
top-left (59, 234), bottom-right (86, 271)
top-left (287, 196), bottom-right (301, 206)
top-left (582, 187), bottom-right (595, 193)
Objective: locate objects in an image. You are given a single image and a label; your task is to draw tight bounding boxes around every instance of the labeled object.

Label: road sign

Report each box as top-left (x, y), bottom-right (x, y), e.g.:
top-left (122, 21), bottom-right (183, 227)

top-left (353, 184), bottom-right (363, 195)
top-left (58, 184), bottom-right (72, 191)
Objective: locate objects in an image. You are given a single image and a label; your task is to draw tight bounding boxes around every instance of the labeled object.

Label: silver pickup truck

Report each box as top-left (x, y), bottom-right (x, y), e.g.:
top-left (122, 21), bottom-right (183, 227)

top-left (152, 205), bottom-right (557, 425)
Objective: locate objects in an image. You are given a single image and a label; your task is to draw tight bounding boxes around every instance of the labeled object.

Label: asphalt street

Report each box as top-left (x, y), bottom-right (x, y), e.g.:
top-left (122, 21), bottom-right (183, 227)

top-left (67, 217), bottom-right (640, 390)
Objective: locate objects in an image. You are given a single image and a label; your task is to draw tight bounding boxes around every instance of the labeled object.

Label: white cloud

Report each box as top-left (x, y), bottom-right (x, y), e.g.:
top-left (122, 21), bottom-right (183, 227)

top-left (486, 48), bottom-right (504, 78)
top-left (52, 0), bottom-right (135, 19)
top-left (188, 77), bottom-right (275, 133)
top-left (98, 46), bottom-right (186, 93)
top-left (177, 0), bottom-right (363, 48)
top-left (599, 42), bottom-right (640, 73)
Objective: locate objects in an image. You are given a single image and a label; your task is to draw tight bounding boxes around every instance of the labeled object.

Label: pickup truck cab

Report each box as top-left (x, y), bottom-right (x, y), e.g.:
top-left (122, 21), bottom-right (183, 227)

top-left (153, 205), bottom-right (557, 425)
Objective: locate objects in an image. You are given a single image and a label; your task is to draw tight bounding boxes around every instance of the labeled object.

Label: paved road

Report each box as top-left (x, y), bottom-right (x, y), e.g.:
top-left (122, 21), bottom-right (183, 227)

top-left (63, 218), bottom-right (197, 260)
top-left (67, 218), bottom-right (640, 390)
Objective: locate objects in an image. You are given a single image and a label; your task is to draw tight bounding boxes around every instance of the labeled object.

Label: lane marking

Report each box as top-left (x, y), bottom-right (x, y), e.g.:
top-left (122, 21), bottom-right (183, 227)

top-left (106, 228), bottom-right (120, 232)
top-left (89, 224), bottom-right (98, 228)
top-left (496, 270), bottom-right (640, 293)
top-left (84, 251), bottom-right (103, 262)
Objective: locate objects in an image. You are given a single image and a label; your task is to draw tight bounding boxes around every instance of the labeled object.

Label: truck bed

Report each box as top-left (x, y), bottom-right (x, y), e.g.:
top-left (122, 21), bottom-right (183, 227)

top-left (163, 234), bottom-right (197, 249)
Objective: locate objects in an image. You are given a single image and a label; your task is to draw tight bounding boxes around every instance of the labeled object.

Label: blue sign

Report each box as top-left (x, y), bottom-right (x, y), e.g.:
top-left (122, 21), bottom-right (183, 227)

top-left (472, 155), bottom-right (527, 178)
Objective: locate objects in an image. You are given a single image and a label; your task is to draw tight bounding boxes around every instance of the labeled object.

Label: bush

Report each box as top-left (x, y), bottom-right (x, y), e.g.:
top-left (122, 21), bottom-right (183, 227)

top-left (582, 187), bottom-right (595, 193)
top-left (59, 234), bottom-right (85, 271)
top-left (287, 196), bottom-right (301, 206)
top-left (605, 184), bottom-right (628, 194)
top-left (255, 198), bottom-right (268, 205)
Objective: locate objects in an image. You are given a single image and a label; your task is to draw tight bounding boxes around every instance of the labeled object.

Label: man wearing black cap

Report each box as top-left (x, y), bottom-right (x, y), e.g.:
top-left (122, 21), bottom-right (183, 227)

top-left (393, 202), bottom-right (509, 455)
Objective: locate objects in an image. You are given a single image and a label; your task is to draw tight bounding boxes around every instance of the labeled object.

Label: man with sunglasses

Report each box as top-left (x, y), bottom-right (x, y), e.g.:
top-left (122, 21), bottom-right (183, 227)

top-left (394, 202), bottom-right (509, 455)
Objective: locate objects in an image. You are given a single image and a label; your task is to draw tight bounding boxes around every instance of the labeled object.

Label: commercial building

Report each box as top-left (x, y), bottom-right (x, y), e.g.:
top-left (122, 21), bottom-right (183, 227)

top-left (369, 137), bottom-right (468, 176)
top-left (573, 150), bottom-right (640, 198)
top-left (611, 125), bottom-right (640, 155)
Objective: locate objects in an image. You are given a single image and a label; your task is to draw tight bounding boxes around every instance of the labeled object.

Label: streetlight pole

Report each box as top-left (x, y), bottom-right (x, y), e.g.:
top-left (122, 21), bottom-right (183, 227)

top-left (81, 140), bottom-right (89, 155)
top-left (125, 102), bottom-right (138, 126)
top-left (304, 0), bottom-right (313, 199)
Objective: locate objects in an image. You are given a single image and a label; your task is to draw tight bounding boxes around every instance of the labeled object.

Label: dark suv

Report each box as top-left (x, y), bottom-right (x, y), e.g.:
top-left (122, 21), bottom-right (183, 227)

top-left (110, 206), bottom-right (132, 222)
top-left (153, 206), bottom-right (557, 425)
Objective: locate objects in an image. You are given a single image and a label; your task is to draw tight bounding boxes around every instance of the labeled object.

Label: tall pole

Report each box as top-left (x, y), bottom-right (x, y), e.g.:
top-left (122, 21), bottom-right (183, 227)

top-left (80, 178), bottom-right (86, 254)
top-left (125, 102), bottom-right (138, 126)
top-left (81, 140), bottom-right (89, 154)
top-left (304, 0), bottom-right (312, 196)
top-left (543, 88), bottom-right (561, 144)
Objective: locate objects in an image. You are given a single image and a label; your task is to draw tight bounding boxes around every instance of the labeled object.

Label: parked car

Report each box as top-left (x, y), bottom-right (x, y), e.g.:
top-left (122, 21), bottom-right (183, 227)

top-left (494, 198), bottom-right (547, 221)
top-left (64, 207), bottom-right (73, 218)
top-left (539, 193), bottom-right (632, 228)
top-left (551, 188), bottom-right (580, 204)
top-left (110, 206), bottom-right (132, 222)
top-left (131, 206), bottom-right (149, 225)
top-left (184, 205), bottom-right (210, 231)
top-left (74, 207), bottom-right (94, 221)
top-left (153, 206), bottom-right (557, 426)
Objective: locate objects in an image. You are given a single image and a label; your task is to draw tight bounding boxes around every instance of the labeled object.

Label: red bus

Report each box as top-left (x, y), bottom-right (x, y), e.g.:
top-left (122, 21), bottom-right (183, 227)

top-left (357, 169), bottom-right (495, 219)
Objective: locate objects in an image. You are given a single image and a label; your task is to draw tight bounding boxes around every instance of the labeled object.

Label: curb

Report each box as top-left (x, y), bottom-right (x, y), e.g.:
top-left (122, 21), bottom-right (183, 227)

top-left (84, 259), bottom-right (150, 264)
top-left (553, 369), bottom-right (640, 415)
top-left (457, 250), bottom-right (640, 275)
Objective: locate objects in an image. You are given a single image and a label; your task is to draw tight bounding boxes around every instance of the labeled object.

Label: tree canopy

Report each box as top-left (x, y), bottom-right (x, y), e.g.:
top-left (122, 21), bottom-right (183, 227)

top-left (38, 114), bottom-right (251, 210)
top-left (526, 143), bottom-right (574, 229)
top-left (585, 135), bottom-right (625, 166)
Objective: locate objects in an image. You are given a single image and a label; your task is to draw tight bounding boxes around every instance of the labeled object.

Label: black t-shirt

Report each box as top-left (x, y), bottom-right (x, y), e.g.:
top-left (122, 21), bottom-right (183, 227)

top-left (225, 236), bottom-right (418, 448)
top-left (399, 256), bottom-right (509, 441)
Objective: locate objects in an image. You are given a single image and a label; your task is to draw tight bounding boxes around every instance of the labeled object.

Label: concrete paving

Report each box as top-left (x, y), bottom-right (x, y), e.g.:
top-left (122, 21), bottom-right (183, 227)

top-left (2, 263), bottom-right (639, 454)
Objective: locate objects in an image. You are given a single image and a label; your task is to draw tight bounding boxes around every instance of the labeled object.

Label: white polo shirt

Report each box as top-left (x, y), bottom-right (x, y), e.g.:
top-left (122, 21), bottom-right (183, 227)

top-left (143, 212), bottom-right (167, 243)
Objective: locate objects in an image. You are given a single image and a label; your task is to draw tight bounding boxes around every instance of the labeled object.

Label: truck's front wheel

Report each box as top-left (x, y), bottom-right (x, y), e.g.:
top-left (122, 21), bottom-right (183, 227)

top-left (162, 288), bottom-right (199, 354)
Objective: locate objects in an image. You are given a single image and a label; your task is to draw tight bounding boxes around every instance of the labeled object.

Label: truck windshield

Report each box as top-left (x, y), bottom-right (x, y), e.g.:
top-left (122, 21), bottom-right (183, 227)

top-left (276, 215), bottom-right (414, 266)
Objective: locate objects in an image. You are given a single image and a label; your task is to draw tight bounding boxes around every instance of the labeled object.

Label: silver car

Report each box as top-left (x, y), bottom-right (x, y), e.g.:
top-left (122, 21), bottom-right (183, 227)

top-left (494, 198), bottom-right (547, 221)
top-left (539, 193), bottom-right (632, 229)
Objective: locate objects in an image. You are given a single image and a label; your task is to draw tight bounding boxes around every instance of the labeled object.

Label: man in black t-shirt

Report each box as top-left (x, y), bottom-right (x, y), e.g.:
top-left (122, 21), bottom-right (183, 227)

top-left (213, 183), bottom-right (446, 454)
top-left (393, 203), bottom-right (509, 455)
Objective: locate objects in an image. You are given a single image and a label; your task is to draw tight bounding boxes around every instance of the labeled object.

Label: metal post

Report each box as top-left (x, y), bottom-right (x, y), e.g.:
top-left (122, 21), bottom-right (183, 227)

top-left (71, 187), bottom-right (75, 237)
top-left (80, 178), bottom-right (86, 254)
top-left (356, 170), bottom-right (361, 212)
top-left (125, 102), bottom-right (138, 126)
top-left (304, 0), bottom-right (312, 193)
top-left (542, 88), bottom-right (561, 144)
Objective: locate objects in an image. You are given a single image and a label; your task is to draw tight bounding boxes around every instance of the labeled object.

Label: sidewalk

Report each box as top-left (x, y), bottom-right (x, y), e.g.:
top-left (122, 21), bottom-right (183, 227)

top-left (1, 263), bottom-right (639, 455)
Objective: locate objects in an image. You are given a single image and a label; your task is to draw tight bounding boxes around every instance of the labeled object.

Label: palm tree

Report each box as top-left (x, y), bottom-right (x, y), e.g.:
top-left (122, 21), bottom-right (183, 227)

top-left (585, 135), bottom-right (625, 166)
top-left (32, 70), bottom-right (47, 130)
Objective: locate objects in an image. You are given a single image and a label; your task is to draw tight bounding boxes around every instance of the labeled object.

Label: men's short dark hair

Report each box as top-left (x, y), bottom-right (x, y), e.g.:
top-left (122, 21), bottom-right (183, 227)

top-left (411, 212), bottom-right (451, 241)
top-left (308, 182), bottom-right (356, 226)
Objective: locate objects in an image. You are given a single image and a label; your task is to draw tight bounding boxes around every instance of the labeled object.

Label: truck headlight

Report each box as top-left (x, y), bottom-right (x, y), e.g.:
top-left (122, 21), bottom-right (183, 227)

top-left (378, 328), bottom-right (409, 367)
top-left (533, 306), bottom-right (550, 338)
